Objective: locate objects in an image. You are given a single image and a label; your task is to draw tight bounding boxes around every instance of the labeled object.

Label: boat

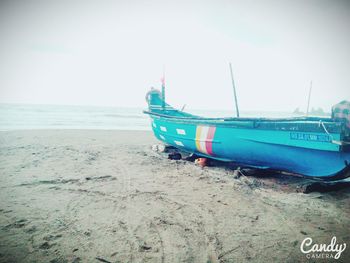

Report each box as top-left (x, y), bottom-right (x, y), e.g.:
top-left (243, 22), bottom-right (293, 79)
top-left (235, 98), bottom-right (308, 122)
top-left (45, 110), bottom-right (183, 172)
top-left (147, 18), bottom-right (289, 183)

top-left (143, 88), bottom-right (350, 180)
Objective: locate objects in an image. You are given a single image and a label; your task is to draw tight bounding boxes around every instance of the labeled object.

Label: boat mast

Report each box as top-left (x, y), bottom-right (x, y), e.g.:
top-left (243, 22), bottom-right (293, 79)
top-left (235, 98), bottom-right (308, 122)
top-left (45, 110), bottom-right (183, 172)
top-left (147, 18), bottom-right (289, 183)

top-left (229, 63), bottom-right (240, 118)
top-left (161, 66), bottom-right (165, 110)
top-left (306, 80), bottom-right (312, 116)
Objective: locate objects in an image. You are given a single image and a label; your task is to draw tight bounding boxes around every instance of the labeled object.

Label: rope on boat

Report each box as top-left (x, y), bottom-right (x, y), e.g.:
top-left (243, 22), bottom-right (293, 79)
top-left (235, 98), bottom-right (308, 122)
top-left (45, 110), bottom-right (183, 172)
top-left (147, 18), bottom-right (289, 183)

top-left (319, 120), bottom-right (347, 146)
top-left (319, 120), bottom-right (331, 136)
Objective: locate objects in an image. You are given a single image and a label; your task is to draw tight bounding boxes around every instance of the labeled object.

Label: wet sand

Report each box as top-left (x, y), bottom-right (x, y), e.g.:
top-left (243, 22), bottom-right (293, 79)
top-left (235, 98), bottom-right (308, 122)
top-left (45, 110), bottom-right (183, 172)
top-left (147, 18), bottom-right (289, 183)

top-left (0, 130), bottom-right (349, 263)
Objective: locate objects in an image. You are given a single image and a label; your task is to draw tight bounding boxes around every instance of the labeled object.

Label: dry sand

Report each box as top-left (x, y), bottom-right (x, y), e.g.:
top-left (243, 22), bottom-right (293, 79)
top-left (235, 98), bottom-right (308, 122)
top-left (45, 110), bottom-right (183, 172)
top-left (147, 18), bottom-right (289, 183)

top-left (0, 130), bottom-right (349, 263)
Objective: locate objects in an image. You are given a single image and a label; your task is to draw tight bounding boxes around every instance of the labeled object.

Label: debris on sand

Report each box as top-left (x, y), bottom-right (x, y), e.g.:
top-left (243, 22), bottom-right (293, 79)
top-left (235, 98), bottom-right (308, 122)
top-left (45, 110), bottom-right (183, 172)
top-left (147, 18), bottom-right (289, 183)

top-left (303, 181), bottom-right (350, 194)
top-left (168, 152), bottom-right (182, 160)
top-left (96, 257), bottom-right (112, 263)
top-left (151, 144), bottom-right (166, 152)
top-left (195, 158), bottom-right (208, 167)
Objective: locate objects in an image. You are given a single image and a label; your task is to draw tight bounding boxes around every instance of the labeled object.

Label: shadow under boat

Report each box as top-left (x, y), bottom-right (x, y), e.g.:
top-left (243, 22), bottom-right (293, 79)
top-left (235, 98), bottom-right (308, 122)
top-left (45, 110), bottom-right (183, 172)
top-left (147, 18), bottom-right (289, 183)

top-left (163, 145), bottom-right (350, 194)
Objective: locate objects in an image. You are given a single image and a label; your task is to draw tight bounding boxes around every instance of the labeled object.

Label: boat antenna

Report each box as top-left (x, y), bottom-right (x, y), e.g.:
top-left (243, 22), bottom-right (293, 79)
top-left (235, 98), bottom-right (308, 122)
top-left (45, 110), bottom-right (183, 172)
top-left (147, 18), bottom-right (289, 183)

top-left (161, 65), bottom-right (165, 110)
top-left (229, 63), bottom-right (240, 117)
top-left (306, 80), bottom-right (312, 116)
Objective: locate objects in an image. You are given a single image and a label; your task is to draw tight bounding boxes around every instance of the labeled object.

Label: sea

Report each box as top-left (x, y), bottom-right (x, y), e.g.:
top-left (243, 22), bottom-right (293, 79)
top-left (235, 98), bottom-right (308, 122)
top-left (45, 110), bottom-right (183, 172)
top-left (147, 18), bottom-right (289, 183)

top-left (0, 103), bottom-right (313, 131)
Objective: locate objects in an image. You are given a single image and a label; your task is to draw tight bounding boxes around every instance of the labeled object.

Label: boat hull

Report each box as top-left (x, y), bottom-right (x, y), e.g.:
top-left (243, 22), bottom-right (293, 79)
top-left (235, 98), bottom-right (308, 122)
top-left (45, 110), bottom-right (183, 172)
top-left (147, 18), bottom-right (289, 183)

top-left (150, 117), bottom-right (350, 179)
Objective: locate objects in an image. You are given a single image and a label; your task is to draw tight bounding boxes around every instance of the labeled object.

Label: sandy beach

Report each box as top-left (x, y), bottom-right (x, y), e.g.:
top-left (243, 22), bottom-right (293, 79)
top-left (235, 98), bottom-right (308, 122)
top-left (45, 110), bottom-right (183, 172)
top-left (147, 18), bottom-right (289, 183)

top-left (0, 130), bottom-right (349, 263)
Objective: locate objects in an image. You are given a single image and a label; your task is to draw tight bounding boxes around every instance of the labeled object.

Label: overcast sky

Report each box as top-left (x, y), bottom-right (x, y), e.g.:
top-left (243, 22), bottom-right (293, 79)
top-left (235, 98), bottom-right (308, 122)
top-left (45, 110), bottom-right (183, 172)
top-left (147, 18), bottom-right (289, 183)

top-left (0, 0), bottom-right (349, 112)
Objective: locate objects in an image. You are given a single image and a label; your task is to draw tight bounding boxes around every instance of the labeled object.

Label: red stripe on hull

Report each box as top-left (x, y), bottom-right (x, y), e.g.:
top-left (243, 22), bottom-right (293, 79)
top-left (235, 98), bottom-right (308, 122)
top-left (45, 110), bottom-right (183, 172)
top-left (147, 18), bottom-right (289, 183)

top-left (205, 127), bottom-right (216, 155)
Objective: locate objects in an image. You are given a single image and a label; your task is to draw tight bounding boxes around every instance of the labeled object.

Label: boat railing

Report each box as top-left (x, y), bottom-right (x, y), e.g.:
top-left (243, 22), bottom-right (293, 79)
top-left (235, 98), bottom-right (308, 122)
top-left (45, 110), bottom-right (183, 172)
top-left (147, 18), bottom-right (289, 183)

top-left (143, 110), bottom-right (334, 123)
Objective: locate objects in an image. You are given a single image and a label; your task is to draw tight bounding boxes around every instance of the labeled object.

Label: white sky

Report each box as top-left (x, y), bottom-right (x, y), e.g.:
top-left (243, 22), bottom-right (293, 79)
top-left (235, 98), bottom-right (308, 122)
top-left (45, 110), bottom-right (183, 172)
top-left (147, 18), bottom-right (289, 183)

top-left (0, 0), bottom-right (349, 112)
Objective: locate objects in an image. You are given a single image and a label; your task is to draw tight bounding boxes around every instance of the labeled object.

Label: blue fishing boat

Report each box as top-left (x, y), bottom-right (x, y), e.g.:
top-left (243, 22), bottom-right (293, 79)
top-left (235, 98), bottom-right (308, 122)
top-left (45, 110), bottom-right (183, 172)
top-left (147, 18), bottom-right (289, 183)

top-left (144, 89), bottom-right (350, 180)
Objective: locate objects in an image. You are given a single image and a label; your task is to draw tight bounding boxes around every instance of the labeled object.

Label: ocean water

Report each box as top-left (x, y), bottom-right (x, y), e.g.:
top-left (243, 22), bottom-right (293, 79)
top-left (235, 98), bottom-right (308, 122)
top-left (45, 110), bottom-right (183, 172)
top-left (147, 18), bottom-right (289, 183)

top-left (0, 104), bottom-right (150, 131)
top-left (0, 103), bottom-right (303, 131)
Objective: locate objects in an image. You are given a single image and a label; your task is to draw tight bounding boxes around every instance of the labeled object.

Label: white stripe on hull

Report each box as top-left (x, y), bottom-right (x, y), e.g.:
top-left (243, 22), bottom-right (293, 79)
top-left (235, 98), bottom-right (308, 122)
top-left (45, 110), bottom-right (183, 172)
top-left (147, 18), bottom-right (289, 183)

top-left (174, 140), bottom-right (184, 146)
top-left (199, 126), bottom-right (209, 154)
top-left (176, 129), bottom-right (186, 135)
